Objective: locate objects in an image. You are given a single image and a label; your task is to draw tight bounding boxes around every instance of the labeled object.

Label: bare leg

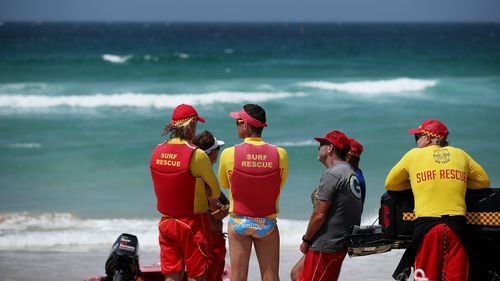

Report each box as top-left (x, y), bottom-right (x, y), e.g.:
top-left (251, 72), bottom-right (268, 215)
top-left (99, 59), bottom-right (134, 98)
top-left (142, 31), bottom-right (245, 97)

top-left (290, 255), bottom-right (305, 281)
top-left (254, 227), bottom-right (280, 281)
top-left (228, 224), bottom-right (253, 281)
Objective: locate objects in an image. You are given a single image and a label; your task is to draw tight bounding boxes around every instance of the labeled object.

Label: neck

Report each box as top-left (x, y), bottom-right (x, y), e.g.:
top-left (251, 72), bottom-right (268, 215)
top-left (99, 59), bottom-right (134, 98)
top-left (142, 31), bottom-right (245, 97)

top-left (324, 156), bottom-right (339, 168)
top-left (245, 132), bottom-right (261, 138)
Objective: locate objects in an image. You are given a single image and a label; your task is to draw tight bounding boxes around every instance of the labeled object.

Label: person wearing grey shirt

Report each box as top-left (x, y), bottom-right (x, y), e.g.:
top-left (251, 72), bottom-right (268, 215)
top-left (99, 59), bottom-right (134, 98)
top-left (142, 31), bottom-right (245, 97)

top-left (297, 130), bottom-right (362, 281)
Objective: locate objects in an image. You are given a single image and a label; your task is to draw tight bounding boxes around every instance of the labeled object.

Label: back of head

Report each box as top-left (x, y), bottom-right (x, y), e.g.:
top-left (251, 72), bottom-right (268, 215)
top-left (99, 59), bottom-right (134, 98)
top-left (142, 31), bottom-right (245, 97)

top-left (191, 131), bottom-right (215, 151)
top-left (243, 104), bottom-right (266, 124)
top-left (163, 104), bottom-right (205, 141)
top-left (243, 104), bottom-right (266, 133)
top-left (348, 138), bottom-right (363, 158)
top-left (347, 138), bottom-right (363, 168)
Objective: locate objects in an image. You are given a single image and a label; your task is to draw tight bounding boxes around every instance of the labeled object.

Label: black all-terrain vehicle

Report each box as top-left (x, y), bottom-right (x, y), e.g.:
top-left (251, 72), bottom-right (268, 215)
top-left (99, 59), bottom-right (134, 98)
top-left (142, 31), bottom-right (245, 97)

top-left (346, 188), bottom-right (500, 281)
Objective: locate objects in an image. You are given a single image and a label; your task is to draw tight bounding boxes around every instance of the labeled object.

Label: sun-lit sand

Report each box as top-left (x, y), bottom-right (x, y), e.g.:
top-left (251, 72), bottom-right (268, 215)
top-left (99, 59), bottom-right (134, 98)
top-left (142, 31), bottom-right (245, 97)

top-left (0, 246), bottom-right (405, 281)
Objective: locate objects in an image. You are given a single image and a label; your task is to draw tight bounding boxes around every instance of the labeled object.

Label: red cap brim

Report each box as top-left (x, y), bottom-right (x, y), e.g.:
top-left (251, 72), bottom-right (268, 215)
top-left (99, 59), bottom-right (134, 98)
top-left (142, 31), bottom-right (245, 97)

top-left (314, 137), bottom-right (327, 143)
top-left (197, 116), bottom-right (205, 123)
top-left (229, 112), bottom-right (241, 119)
top-left (408, 128), bottom-right (421, 134)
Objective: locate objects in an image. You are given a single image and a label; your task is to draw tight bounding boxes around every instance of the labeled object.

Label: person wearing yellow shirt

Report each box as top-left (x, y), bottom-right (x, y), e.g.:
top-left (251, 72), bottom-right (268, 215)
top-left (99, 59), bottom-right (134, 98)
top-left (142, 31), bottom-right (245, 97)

top-left (385, 119), bottom-right (490, 281)
top-left (218, 104), bottom-right (288, 281)
top-left (191, 130), bottom-right (230, 281)
top-left (150, 104), bottom-right (221, 281)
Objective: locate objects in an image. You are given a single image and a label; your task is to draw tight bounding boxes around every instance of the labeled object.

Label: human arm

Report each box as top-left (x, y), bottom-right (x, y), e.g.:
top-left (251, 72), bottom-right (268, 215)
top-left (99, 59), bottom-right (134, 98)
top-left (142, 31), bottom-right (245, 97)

top-left (192, 149), bottom-right (221, 200)
top-left (385, 150), bottom-right (414, 191)
top-left (211, 204), bottom-right (229, 220)
top-left (278, 147), bottom-right (289, 188)
top-left (217, 147), bottom-right (233, 189)
top-left (300, 172), bottom-right (336, 253)
top-left (219, 191), bottom-right (230, 205)
top-left (466, 153), bottom-right (490, 189)
top-left (210, 191), bottom-right (230, 220)
top-left (300, 199), bottom-right (332, 253)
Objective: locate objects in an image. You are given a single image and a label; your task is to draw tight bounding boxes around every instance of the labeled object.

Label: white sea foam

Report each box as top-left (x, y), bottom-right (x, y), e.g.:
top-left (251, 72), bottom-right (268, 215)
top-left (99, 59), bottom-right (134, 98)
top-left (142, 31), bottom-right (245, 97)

top-left (102, 54), bottom-right (133, 64)
top-left (0, 211), bottom-right (379, 251)
top-left (299, 78), bottom-right (438, 96)
top-left (0, 92), bottom-right (296, 109)
top-left (176, 53), bottom-right (190, 59)
top-left (7, 143), bottom-right (42, 149)
top-left (275, 140), bottom-right (316, 147)
top-left (0, 212), bottom-right (307, 250)
top-left (0, 212), bottom-right (158, 251)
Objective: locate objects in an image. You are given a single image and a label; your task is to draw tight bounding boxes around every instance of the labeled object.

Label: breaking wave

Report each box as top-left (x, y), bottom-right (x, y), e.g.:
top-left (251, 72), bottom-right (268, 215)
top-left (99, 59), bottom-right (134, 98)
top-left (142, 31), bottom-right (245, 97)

top-left (275, 140), bottom-right (316, 147)
top-left (0, 212), bottom-right (158, 251)
top-left (0, 211), bottom-right (378, 251)
top-left (0, 212), bottom-right (302, 251)
top-left (0, 92), bottom-right (297, 109)
top-left (299, 78), bottom-right (438, 96)
top-left (102, 54), bottom-right (133, 64)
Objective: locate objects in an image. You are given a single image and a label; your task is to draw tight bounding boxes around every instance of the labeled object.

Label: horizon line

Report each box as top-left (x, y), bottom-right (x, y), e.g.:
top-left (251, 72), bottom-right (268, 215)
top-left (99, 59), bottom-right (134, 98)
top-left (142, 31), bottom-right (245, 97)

top-left (1, 20), bottom-right (500, 25)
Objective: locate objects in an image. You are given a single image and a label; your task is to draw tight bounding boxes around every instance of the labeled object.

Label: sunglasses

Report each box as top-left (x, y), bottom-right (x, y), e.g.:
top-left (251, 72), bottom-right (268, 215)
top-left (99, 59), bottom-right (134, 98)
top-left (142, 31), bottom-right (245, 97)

top-left (235, 119), bottom-right (245, 126)
top-left (414, 134), bottom-right (426, 143)
top-left (318, 141), bottom-right (331, 150)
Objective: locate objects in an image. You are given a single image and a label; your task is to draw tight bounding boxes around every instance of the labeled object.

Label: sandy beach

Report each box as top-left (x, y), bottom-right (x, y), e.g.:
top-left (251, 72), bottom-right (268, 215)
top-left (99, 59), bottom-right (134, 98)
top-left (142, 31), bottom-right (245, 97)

top-left (0, 246), bottom-right (404, 281)
top-left (2, 22), bottom-right (498, 281)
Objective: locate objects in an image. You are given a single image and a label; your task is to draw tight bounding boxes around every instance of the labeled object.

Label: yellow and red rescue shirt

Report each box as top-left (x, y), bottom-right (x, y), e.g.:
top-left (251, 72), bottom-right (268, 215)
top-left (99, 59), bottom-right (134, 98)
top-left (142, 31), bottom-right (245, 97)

top-left (150, 138), bottom-right (220, 217)
top-left (218, 137), bottom-right (288, 219)
top-left (385, 145), bottom-right (490, 218)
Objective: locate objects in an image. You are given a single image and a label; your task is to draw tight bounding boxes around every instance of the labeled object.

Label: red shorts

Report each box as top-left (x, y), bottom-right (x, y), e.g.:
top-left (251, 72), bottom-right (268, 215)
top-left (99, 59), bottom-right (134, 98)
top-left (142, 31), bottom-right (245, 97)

top-left (415, 223), bottom-right (469, 281)
top-left (158, 213), bottom-right (211, 278)
top-left (206, 231), bottom-right (227, 281)
top-left (298, 249), bottom-right (347, 281)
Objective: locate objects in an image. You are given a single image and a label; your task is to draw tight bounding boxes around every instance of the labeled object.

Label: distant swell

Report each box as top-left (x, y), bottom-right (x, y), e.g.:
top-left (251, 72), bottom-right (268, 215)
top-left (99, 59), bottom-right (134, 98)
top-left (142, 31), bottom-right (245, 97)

top-left (102, 54), bottom-right (133, 64)
top-left (275, 140), bottom-right (316, 147)
top-left (0, 92), bottom-right (296, 109)
top-left (7, 143), bottom-right (42, 149)
top-left (299, 78), bottom-right (438, 96)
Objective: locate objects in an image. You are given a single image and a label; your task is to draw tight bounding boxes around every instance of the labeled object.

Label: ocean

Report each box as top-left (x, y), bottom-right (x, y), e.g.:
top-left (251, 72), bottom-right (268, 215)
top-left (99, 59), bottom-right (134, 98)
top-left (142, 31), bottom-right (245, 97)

top-left (1, 22), bottom-right (500, 280)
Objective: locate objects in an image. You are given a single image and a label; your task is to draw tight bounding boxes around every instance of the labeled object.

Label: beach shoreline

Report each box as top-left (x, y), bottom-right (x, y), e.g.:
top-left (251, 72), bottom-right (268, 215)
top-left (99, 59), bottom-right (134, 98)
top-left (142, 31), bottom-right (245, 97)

top-left (0, 246), bottom-right (404, 281)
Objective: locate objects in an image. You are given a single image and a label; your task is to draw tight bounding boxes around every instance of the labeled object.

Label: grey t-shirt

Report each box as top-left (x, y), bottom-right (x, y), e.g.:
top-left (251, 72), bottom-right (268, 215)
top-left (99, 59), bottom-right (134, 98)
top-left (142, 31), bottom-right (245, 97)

top-left (310, 161), bottom-right (363, 252)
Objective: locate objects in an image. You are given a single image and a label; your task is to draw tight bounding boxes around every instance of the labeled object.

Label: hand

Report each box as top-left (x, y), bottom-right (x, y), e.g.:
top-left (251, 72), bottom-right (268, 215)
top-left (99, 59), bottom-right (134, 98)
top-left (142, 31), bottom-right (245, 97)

top-left (208, 199), bottom-right (220, 212)
top-left (300, 241), bottom-right (310, 254)
top-left (211, 204), bottom-right (229, 220)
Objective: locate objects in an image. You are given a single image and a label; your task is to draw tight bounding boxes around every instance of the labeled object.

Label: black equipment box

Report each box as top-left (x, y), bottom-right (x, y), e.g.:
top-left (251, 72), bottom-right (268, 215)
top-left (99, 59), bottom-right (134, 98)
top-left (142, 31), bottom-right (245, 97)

top-left (345, 188), bottom-right (500, 280)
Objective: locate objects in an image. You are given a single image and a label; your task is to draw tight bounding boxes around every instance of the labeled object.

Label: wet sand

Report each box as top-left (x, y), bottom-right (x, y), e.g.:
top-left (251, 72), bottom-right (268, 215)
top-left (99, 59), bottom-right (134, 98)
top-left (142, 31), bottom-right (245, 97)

top-left (0, 246), bottom-right (404, 281)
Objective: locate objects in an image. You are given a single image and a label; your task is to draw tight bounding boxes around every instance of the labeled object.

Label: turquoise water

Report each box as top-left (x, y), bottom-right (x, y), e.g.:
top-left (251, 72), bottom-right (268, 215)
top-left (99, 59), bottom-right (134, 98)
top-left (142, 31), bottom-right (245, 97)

top-left (1, 23), bottom-right (500, 250)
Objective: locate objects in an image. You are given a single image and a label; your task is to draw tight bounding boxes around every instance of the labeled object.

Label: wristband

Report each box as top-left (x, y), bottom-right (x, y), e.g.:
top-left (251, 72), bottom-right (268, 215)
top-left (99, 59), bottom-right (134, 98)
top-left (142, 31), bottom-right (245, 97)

top-left (302, 235), bottom-right (312, 244)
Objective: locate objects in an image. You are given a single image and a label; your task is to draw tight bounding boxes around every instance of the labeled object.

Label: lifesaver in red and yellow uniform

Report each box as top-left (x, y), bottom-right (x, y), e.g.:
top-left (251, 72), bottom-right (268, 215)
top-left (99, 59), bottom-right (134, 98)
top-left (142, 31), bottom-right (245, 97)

top-left (150, 143), bottom-right (197, 217)
top-left (230, 143), bottom-right (281, 217)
